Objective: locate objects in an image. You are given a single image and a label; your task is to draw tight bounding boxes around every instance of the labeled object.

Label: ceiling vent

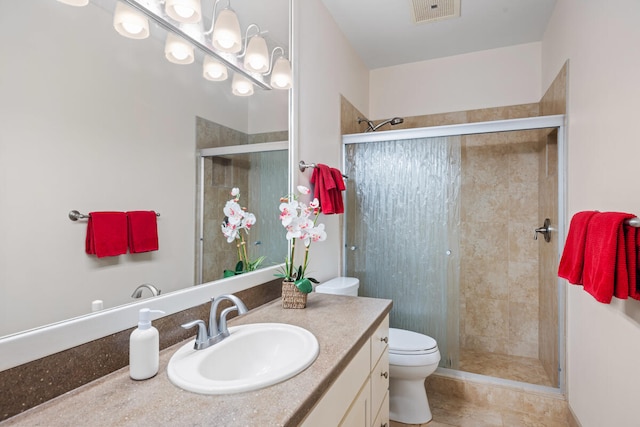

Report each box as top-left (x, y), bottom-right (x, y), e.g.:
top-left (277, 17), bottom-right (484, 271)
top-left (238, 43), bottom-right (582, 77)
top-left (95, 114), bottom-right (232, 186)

top-left (410, 0), bottom-right (461, 24)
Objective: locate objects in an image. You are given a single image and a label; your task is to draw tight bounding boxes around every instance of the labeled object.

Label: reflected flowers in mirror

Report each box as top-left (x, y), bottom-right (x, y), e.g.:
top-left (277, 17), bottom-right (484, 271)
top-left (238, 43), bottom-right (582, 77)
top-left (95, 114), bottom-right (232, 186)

top-left (221, 187), bottom-right (265, 277)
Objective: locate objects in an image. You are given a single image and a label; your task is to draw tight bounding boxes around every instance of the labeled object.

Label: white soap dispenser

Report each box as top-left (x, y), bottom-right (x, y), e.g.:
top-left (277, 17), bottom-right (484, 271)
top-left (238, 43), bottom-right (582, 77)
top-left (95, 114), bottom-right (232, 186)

top-left (129, 308), bottom-right (165, 380)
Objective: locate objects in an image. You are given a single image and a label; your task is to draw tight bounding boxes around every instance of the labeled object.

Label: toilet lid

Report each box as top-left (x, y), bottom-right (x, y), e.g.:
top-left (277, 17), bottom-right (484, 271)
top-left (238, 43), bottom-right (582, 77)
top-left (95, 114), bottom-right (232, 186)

top-left (389, 328), bottom-right (438, 354)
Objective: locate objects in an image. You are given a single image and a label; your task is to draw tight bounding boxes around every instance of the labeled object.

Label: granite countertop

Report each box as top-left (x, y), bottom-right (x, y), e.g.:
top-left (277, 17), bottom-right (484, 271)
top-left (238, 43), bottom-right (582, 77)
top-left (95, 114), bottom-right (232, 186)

top-left (2, 293), bottom-right (392, 427)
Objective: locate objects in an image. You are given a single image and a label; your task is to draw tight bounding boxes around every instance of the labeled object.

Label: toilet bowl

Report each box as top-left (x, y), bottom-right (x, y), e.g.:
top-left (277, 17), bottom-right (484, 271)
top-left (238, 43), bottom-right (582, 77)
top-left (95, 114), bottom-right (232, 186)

top-left (315, 277), bottom-right (441, 424)
top-left (388, 327), bottom-right (441, 424)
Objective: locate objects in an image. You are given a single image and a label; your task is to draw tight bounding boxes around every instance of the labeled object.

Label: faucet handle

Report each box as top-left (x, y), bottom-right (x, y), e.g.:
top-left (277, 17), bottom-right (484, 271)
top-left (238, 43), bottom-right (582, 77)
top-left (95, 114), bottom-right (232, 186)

top-left (181, 320), bottom-right (209, 350)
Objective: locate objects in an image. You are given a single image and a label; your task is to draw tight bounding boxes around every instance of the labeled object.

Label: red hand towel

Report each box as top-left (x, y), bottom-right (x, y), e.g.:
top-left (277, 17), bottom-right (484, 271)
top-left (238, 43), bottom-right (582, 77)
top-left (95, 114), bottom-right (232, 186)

top-left (311, 164), bottom-right (334, 214)
top-left (127, 211), bottom-right (159, 253)
top-left (329, 167), bottom-right (345, 214)
top-left (85, 212), bottom-right (128, 258)
top-left (582, 212), bottom-right (635, 303)
top-left (633, 236), bottom-right (640, 300)
top-left (623, 225), bottom-right (637, 300)
top-left (558, 211), bottom-right (598, 285)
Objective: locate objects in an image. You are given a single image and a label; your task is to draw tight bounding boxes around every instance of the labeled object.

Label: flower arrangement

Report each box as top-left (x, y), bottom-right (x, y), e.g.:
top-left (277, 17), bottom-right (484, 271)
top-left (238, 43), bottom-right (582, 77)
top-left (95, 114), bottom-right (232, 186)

top-left (277, 185), bottom-right (327, 293)
top-left (221, 188), bottom-right (265, 277)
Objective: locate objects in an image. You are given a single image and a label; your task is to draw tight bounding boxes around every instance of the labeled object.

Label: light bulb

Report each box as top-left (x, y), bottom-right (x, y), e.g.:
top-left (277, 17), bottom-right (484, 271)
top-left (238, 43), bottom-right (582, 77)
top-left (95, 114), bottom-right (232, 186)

top-left (113, 2), bottom-right (150, 40)
top-left (212, 8), bottom-right (241, 53)
top-left (203, 56), bottom-right (228, 81)
top-left (232, 74), bottom-right (254, 96)
top-left (165, 0), bottom-right (202, 24)
top-left (270, 57), bottom-right (292, 89)
top-left (243, 35), bottom-right (269, 73)
top-left (164, 33), bottom-right (194, 65)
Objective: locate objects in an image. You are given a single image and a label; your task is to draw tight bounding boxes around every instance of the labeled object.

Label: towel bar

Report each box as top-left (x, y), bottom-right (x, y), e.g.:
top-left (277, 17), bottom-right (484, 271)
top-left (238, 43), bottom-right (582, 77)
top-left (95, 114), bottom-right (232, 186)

top-left (298, 160), bottom-right (348, 179)
top-left (68, 210), bottom-right (160, 221)
top-left (626, 217), bottom-right (640, 227)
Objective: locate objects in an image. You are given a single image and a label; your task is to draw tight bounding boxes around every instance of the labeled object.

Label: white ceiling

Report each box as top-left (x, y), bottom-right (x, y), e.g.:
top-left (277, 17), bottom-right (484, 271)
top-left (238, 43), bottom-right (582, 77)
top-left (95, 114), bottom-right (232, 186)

top-left (320, 0), bottom-right (557, 69)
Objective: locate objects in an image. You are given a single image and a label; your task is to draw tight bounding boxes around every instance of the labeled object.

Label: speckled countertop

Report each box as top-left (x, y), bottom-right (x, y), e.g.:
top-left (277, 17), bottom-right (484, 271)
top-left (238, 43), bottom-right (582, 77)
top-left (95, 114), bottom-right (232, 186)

top-left (2, 294), bottom-right (392, 427)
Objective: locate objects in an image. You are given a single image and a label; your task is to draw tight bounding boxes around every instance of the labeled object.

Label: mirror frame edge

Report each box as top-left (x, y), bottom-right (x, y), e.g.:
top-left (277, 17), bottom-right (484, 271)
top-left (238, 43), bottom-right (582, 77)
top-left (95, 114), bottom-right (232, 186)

top-left (0, 0), bottom-right (296, 372)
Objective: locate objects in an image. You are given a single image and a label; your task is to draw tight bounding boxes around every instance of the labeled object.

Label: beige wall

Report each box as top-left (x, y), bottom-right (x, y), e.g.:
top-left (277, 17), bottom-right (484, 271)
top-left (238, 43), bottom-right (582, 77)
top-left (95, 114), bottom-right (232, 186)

top-left (296, 0), bottom-right (370, 280)
top-left (542, 1), bottom-right (640, 425)
top-left (370, 42), bottom-right (542, 120)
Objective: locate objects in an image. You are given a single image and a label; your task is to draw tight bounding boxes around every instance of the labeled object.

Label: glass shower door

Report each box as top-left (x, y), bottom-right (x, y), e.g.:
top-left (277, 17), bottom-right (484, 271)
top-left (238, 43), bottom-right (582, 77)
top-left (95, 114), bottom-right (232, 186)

top-left (344, 136), bottom-right (461, 368)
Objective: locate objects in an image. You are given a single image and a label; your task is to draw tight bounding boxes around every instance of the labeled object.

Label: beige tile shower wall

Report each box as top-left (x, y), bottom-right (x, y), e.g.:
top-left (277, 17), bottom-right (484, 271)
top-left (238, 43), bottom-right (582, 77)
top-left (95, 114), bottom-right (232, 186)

top-left (460, 130), bottom-right (543, 358)
top-left (537, 62), bottom-right (567, 387)
top-left (196, 118), bottom-right (248, 283)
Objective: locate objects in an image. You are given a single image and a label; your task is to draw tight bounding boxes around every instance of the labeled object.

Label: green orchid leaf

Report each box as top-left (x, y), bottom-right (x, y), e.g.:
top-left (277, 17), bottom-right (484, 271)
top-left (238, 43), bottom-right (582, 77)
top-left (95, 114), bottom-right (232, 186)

top-left (295, 278), bottom-right (313, 294)
top-left (223, 269), bottom-right (237, 278)
top-left (307, 277), bottom-right (319, 284)
top-left (235, 261), bottom-right (244, 273)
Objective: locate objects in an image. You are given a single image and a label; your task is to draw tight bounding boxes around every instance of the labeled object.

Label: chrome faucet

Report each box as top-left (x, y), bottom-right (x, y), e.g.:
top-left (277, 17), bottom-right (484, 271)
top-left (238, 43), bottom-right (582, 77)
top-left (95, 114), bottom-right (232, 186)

top-left (182, 294), bottom-right (248, 350)
top-left (131, 283), bottom-right (161, 298)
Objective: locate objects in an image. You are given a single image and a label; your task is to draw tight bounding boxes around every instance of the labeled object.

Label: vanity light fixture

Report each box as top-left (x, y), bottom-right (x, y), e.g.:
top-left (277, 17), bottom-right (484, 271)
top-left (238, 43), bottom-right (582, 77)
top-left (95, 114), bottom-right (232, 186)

top-left (58, 0), bottom-right (293, 95)
top-left (56, 0), bottom-right (89, 6)
top-left (165, 0), bottom-right (202, 24)
top-left (231, 73), bottom-right (254, 97)
top-left (269, 48), bottom-right (293, 90)
top-left (241, 25), bottom-right (269, 74)
top-left (210, 5), bottom-right (242, 53)
top-left (113, 1), bottom-right (150, 39)
top-left (203, 55), bottom-right (228, 81)
top-left (165, 32), bottom-right (195, 64)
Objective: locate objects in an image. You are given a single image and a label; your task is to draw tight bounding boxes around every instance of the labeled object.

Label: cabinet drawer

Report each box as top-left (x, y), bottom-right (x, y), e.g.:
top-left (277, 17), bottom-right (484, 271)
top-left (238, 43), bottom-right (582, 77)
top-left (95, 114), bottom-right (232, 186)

top-left (340, 378), bottom-right (370, 427)
top-left (370, 315), bottom-right (389, 367)
top-left (370, 348), bottom-right (389, 421)
top-left (372, 391), bottom-right (389, 427)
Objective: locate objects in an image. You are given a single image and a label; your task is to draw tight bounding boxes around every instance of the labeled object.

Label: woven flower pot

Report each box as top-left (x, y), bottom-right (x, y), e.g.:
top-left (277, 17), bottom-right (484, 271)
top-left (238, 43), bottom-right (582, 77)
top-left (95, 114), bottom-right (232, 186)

top-left (282, 280), bottom-right (307, 309)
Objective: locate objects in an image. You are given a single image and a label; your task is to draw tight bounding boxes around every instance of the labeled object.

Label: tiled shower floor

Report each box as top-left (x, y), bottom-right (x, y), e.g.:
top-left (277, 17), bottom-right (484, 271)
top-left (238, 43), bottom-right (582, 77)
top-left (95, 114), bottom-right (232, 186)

top-left (458, 349), bottom-right (555, 387)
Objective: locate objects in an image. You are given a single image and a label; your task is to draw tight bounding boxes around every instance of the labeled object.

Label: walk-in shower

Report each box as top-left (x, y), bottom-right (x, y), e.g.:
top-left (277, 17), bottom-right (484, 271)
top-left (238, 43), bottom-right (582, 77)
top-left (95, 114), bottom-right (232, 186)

top-left (342, 115), bottom-right (566, 391)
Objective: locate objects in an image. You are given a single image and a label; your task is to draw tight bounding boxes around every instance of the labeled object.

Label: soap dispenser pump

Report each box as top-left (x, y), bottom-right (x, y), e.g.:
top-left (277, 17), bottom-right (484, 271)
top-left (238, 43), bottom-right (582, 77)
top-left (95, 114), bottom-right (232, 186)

top-left (129, 308), bottom-right (165, 380)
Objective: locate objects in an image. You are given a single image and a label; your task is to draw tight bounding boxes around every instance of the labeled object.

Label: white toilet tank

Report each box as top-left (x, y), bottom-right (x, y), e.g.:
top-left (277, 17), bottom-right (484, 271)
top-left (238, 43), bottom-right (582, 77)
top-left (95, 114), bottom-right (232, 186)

top-left (314, 277), bottom-right (359, 296)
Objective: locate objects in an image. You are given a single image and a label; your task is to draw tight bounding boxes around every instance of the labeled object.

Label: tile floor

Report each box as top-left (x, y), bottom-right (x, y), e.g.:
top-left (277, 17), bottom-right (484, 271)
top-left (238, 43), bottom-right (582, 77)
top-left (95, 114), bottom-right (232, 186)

top-left (458, 349), bottom-right (555, 388)
top-left (388, 392), bottom-right (569, 426)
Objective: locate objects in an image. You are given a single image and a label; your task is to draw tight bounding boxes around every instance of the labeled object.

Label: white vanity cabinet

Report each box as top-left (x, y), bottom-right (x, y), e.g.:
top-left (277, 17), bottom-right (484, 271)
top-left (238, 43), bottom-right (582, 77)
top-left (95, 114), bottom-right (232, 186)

top-left (302, 315), bottom-right (389, 427)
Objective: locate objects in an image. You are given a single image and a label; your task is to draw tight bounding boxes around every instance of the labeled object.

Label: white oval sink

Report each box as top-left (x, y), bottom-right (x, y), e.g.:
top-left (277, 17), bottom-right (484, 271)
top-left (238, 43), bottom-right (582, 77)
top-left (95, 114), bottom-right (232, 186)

top-left (167, 323), bottom-right (319, 394)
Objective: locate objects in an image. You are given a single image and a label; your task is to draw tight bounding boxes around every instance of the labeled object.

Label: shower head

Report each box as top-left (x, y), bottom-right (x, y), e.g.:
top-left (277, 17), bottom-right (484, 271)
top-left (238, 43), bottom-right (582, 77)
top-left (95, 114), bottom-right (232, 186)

top-left (367, 117), bottom-right (404, 132)
top-left (357, 117), bottom-right (375, 132)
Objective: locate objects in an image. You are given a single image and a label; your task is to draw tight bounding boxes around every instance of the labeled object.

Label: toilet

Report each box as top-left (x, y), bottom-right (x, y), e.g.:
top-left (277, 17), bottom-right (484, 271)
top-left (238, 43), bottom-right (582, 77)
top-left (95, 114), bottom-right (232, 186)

top-left (315, 277), bottom-right (441, 424)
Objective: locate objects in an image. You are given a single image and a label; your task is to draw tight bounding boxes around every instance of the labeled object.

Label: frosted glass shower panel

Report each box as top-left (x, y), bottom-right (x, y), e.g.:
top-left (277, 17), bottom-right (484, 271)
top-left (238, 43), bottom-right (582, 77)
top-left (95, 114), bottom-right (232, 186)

top-left (345, 136), bottom-right (461, 368)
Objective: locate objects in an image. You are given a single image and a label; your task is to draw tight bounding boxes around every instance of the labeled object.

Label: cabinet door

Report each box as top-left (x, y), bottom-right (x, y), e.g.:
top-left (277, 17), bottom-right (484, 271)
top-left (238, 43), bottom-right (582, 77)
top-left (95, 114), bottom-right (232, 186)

top-left (372, 391), bottom-right (389, 427)
top-left (370, 349), bottom-right (389, 422)
top-left (340, 379), bottom-right (370, 427)
top-left (370, 315), bottom-right (389, 367)
top-left (301, 343), bottom-right (370, 427)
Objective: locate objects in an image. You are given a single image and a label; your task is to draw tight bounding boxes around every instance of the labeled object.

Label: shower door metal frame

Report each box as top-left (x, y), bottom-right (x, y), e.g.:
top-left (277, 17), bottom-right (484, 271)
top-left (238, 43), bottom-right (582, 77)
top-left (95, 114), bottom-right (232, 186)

top-left (196, 141), bottom-right (289, 285)
top-left (341, 114), bottom-right (567, 393)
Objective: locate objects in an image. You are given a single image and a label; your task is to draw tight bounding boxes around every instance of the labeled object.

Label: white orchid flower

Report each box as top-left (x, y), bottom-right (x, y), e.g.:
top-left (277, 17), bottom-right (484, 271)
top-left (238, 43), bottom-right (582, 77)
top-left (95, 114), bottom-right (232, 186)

top-left (306, 223), bottom-right (327, 246)
top-left (309, 198), bottom-right (320, 209)
top-left (297, 185), bottom-right (311, 195)
top-left (242, 213), bottom-right (256, 229)
top-left (224, 200), bottom-right (244, 225)
top-left (279, 200), bottom-right (299, 226)
top-left (221, 222), bottom-right (238, 243)
top-left (230, 187), bottom-right (240, 197)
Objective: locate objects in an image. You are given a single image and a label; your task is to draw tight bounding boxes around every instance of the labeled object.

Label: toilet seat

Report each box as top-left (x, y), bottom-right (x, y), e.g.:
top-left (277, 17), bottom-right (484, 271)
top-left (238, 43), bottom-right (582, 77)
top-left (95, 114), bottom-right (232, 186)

top-left (389, 328), bottom-right (438, 355)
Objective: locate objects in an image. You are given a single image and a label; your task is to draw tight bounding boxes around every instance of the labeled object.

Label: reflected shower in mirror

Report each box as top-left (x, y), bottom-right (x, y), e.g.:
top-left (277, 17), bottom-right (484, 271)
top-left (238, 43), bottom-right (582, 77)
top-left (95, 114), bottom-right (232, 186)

top-left (198, 148), bottom-right (288, 283)
top-left (0, 0), bottom-right (290, 338)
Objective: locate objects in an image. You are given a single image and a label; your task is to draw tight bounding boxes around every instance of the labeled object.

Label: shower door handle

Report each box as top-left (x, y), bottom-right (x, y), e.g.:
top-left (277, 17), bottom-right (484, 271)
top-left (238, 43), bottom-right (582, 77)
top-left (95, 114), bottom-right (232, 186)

top-left (534, 218), bottom-right (552, 242)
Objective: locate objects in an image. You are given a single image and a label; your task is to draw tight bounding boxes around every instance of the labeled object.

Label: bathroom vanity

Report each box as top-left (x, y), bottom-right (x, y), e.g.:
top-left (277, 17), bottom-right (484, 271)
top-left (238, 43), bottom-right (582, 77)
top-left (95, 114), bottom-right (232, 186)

top-left (0, 294), bottom-right (391, 426)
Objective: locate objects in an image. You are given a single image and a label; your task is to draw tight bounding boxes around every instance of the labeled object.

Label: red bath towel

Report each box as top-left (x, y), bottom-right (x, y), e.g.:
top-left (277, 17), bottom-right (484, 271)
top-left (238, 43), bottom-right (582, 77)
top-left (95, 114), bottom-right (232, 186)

top-left (127, 211), bottom-right (159, 253)
top-left (310, 164), bottom-right (345, 215)
top-left (558, 211), bottom-right (598, 285)
top-left (85, 212), bottom-right (128, 258)
top-left (582, 212), bottom-right (635, 303)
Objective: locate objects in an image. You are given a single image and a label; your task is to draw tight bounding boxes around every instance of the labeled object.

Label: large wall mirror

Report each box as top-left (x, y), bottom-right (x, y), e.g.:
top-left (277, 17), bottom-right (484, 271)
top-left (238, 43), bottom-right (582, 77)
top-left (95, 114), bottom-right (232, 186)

top-left (0, 0), bottom-right (291, 343)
